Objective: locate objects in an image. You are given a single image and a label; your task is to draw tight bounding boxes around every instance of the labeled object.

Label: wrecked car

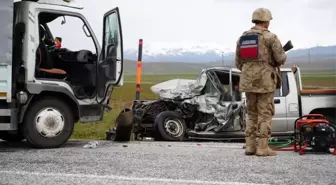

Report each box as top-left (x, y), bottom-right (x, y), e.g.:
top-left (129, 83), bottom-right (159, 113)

top-left (113, 67), bottom-right (248, 141)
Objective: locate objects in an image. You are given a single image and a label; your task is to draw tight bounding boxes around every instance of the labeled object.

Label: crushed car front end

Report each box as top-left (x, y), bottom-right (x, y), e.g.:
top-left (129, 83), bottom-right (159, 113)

top-left (131, 98), bottom-right (200, 140)
top-left (127, 67), bottom-right (247, 141)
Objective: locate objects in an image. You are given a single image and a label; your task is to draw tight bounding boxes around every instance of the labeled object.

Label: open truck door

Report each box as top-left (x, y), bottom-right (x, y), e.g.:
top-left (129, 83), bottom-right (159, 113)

top-left (96, 7), bottom-right (123, 100)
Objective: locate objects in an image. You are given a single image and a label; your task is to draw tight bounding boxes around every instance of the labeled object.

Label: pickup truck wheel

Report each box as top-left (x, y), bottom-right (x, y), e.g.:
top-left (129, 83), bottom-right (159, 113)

top-left (23, 98), bottom-right (74, 149)
top-left (0, 130), bottom-right (25, 142)
top-left (154, 111), bottom-right (186, 141)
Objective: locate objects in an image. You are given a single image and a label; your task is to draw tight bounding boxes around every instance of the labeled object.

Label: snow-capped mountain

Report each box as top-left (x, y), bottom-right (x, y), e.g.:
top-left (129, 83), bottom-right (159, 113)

top-left (124, 42), bottom-right (336, 64)
top-left (124, 42), bottom-right (235, 63)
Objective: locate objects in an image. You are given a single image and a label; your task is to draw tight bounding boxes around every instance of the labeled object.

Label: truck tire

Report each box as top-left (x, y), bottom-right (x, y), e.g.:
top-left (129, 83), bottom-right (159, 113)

top-left (23, 97), bottom-right (75, 148)
top-left (154, 111), bottom-right (186, 141)
top-left (0, 130), bottom-right (25, 142)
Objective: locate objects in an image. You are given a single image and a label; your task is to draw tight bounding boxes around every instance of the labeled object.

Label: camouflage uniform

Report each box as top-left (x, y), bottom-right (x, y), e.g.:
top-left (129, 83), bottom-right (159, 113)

top-left (234, 8), bottom-right (287, 156)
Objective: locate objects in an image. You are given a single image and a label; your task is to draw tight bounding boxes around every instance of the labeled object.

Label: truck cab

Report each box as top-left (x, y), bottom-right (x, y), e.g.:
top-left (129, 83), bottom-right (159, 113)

top-left (0, 0), bottom-right (124, 148)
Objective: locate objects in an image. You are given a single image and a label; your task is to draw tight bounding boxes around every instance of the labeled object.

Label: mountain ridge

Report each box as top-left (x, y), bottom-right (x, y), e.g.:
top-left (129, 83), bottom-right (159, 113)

top-left (123, 45), bottom-right (336, 75)
top-left (124, 45), bottom-right (336, 63)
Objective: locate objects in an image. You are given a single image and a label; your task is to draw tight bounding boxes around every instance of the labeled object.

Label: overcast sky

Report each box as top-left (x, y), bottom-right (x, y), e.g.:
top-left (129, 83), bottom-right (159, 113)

top-left (54, 0), bottom-right (336, 52)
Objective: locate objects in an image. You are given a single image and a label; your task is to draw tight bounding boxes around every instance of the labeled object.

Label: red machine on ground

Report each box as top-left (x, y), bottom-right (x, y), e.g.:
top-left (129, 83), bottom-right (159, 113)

top-left (293, 114), bottom-right (336, 155)
top-left (269, 114), bottom-right (336, 155)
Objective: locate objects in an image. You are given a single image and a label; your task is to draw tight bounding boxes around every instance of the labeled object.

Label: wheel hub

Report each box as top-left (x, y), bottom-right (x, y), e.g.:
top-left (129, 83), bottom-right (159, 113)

top-left (35, 108), bottom-right (65, 138)
top-left (164, 119), bottom-right (183, 137)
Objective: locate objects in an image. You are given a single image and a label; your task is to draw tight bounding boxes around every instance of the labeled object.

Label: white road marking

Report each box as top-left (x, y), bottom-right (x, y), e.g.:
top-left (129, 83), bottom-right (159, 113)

top-left (0, 170), bottom-right (269, 185)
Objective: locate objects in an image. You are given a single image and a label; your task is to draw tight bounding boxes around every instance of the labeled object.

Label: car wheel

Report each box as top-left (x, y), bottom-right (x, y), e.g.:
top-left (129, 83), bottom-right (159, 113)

top-left (114, 108), bottom-right (133, 142)
top-left (154, 111), bottom-right (186, 141)
top-left (23, 97), bottom-right (74, 149)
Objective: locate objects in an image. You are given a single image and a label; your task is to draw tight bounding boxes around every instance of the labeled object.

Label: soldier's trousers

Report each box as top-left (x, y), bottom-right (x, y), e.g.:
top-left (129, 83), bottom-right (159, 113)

top-left (245, 92), bottom-right (275, 138)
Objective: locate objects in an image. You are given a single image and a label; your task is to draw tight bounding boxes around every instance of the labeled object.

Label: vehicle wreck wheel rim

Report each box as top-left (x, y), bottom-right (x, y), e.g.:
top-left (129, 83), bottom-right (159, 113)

top-left (164, 118), bottom-right (184, 137)
top-left (35, 108), bottom-right (65, 138)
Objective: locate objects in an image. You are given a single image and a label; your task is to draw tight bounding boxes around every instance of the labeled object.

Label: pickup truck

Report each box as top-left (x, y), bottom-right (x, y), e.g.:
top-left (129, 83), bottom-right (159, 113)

top-left (114, 65), bottom-right (336, 141)
top-left (272, 65), bottom-right (336, 135)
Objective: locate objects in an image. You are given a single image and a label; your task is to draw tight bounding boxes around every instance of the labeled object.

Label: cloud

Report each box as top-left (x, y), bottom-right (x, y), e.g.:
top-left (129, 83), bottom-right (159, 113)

top-left (47, 0), bottom-right (336, 52)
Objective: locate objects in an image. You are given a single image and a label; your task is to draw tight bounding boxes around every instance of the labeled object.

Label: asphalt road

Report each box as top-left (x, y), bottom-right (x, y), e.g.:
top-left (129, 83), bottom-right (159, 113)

top-left (0, 140), bottom-right (335, 185)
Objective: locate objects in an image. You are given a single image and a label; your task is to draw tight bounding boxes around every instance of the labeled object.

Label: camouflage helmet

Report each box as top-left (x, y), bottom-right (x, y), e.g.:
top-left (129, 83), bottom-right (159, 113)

top-left (252, 8), bottom-right (273, 23)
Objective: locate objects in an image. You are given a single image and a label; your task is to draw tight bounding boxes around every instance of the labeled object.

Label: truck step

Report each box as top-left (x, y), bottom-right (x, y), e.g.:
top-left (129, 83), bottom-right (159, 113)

top-left (0, 109), bottom-right (17, 130)
top-left (0, 123), bottom-right (14, 130)
top-left (0, 109), bottom-right (11, 116)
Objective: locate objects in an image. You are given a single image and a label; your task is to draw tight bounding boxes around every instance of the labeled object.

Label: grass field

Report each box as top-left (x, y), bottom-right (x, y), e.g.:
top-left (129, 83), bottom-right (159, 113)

top-left (71, 73), bottom-right (336, 140)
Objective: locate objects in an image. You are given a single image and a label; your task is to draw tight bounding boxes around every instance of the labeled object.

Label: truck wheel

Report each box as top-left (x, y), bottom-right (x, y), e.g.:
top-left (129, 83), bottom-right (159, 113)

top-left (23, 98), bottom-right (74, 149)
top-left (0, 130), bottom-right (25, 142)
top-left (154, 111), bottom-right (186, 141)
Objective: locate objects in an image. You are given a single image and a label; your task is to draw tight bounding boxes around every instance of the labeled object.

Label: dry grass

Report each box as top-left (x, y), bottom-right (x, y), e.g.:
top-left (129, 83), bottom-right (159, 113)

top-left (301, 76), bottom-right (336, 88)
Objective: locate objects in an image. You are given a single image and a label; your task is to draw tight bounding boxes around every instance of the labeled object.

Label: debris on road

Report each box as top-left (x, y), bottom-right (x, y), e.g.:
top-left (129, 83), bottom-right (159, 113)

top-left (106, 128), bottom-right (116, 141)
top-left (83, 141), bottom-right (99, 149)
top-left (142, 137), bottom-right (155, 141)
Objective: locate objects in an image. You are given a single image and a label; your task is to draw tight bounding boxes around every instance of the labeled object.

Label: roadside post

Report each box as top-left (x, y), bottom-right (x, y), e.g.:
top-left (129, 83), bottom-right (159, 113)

top-left (135, 39), bottom-right (143, 100)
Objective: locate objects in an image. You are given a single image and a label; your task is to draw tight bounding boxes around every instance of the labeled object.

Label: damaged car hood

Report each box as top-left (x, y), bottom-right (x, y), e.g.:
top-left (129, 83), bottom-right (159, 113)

top-left (151, 70), bottom-right (209, 100)
top-left (150, 79), bottom-right (197, 96)
top-left (149, 69), bottom-right (244, 124)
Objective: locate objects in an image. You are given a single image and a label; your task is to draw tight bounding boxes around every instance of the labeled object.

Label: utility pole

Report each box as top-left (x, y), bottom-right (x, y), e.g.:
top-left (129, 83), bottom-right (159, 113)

top-left (308, 48), bottom-right (311, 64)
top-left (221, 51), bottom-right (224, 66)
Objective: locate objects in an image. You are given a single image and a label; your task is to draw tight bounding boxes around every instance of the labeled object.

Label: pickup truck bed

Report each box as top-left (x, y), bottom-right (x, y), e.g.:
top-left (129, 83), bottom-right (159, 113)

top-left (299, 89), bottom-right (336, 125)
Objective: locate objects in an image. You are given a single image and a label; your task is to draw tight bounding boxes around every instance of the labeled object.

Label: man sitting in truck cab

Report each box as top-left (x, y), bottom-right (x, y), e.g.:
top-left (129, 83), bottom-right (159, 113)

top-left (35, 24), bottom-right (66, 78)
top-left (35, 17), bottom-right (97, 98)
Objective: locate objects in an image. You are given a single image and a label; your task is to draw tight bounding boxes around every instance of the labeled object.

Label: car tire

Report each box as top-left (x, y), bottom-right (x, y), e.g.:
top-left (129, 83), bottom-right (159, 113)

top-left (23, 97), bottom-right (74, 149)
top-left (154, 111), bottom-right (186, 141)
top-left (114, 108), bottom-right (133, 142)
top-left (0, 130), bottom-right (25, 143)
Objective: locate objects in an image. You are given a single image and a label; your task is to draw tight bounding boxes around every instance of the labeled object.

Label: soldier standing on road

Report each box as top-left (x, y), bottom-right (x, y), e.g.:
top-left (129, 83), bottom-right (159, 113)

top-left (234, 8), bottom-right (287, 156)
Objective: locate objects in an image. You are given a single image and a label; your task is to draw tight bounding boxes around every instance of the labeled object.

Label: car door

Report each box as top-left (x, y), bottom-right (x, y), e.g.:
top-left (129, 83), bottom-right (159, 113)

top-left (272, 72), bottom-right (288, 132)
top-left (96, 7), bottom-right (123, 101)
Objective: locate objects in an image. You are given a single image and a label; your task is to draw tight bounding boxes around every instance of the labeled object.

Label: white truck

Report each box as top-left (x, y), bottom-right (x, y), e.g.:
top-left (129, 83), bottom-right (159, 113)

top-left (0, 0), bottom-right (124, 148)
